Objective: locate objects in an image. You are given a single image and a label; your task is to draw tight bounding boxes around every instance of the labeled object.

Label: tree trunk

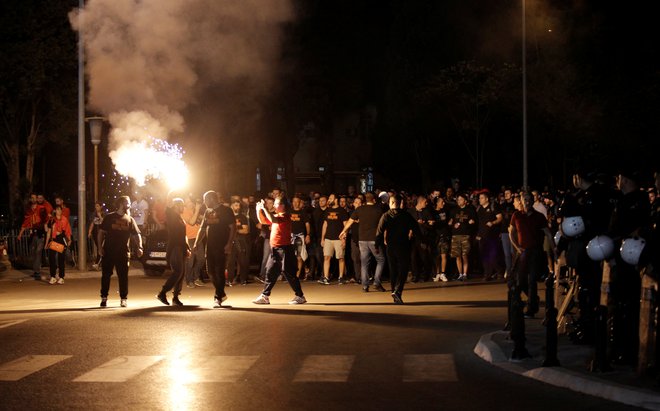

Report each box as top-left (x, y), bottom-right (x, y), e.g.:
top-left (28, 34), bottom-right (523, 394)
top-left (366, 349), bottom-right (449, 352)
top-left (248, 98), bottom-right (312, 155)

top-left (4, 143), bottom-right (21, 223)
top-left (25, 108), bottom-right (40, 185)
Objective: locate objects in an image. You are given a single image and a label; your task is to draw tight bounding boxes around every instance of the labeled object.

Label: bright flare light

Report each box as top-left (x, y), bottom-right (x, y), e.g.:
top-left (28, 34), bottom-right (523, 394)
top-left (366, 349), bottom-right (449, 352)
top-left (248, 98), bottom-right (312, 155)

top-left (112, 135), bottom-right (189, 190)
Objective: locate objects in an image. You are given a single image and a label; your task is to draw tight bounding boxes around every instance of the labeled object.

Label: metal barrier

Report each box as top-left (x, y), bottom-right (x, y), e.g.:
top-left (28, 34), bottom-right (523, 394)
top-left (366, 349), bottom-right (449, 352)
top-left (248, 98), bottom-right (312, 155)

top-left (0, 228), bottom-right (97, 268)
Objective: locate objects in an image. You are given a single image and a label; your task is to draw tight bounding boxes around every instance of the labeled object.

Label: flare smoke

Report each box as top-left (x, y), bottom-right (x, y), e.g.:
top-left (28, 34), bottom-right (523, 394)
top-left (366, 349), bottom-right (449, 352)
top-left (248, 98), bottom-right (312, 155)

top-left (70, 0), bottom-right (293, 185)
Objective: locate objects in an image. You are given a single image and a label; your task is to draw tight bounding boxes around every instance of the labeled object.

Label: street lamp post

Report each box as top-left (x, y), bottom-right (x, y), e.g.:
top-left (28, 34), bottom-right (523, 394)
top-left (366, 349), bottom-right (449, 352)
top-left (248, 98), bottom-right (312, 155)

top-left (77, 0), bottom-right (87, 272)
top-left (86, 117), bottom-right (105, 203)
top-left (522, 0), bottom-right (528, 190)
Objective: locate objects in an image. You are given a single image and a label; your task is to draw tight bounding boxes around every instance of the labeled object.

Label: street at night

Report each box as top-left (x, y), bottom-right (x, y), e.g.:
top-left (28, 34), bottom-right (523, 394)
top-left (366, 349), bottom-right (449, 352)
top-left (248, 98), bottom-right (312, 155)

top-left (0, 273), bottom-right (639, 410)
top-left (1, 0), bottom-right (660, 410)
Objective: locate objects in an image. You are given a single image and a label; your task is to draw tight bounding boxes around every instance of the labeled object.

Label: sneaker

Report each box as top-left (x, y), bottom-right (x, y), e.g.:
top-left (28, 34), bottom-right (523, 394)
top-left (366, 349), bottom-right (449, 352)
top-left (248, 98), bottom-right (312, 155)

top-left (33, 272), bottom-right (41, 280)
top-left (186, 282), bottom-right (196, 288)
top-left (252, 294), bottom-right (270, 305)
top-left (156, 293), bottom-right (170, 306)
top-left (213, 295), bottom-right (228, 308)
top-left (120, 299), bottom-right (127, 308)
top-left (433, 274), bottom-right (441, 282)
top-left (319, 277), bottom-right (331, 285)
top-left (100, 298), bottom-right (107, 308)
top-left (362, 286), bottom-right (369, 293)
top-left (91, 263), bottom-right (99, 271)
top-left (439, 273), bottom-right (448, 282)
top-left (49, 277), bottom-right (57, 285)
top-left (193, 279), bottom-right (206, 287)
top-left (374, 284), bottom-right (386, 292)
top-left (289, 296), bottom-right (307, 305)
top-left (458, 274), bottom-right (467, 282)
top-left (392, 293), bottom-right (404, 305)
top-left (56, 277), bottom-right (64, 285)
top-left (338, 278), bottom-right (347, 285)
top-left (171, 297), bottom-right (183, 306)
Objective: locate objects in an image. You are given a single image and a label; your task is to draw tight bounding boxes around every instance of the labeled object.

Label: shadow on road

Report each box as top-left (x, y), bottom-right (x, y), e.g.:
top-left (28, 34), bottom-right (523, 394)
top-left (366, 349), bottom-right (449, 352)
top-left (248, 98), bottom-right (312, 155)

top-left (228, 306), bottom-right (497, 331)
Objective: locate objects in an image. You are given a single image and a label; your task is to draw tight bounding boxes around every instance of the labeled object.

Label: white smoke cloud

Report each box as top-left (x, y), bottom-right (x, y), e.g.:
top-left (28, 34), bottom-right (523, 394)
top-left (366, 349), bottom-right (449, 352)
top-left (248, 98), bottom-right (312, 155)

top-left (69, 0), bottom-right (294, 185)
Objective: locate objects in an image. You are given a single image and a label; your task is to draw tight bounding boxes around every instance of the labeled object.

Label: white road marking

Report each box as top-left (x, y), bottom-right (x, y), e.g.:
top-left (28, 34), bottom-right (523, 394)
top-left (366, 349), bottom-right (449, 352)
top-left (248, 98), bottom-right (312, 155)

top-left (185, 355), bottom-right (259, 382)
top-left (0, 355), bottom-right (72, 381)
top-left (0, 319), bottom-right (27, 329)
top-left (73, 356), bottom-right (164, 382)
top-left (403, 354), bottom-right (458, 382)
top-left (293, 355), bottom-right (355, 382)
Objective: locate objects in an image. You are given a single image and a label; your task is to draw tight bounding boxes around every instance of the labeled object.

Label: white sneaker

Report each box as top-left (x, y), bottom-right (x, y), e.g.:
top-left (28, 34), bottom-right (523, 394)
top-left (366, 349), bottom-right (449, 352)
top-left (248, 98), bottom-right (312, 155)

top-left (120, 299), bottom-right (127, 307)
top-left (56, 277), bottom-right (64, 285)
top-left (49, 277), bottom-right (57, 285)
top-left (252, 294), bottom-right (270, 305)
top-left (289, 296), bottom-right (307, 305)
top-left (433, 274), bottom-right (441, 282)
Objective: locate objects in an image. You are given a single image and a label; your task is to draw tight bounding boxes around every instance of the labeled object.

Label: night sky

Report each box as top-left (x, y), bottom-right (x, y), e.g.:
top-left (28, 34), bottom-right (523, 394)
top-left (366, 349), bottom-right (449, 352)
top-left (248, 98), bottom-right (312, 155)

top-left (1, 0), bottom-right (659, 215)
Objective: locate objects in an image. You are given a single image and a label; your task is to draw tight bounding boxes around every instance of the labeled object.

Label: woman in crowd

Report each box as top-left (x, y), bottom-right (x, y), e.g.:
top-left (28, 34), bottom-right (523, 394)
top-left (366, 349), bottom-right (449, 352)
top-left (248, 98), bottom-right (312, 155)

top-left (46, 205), bottom-right (72, 284)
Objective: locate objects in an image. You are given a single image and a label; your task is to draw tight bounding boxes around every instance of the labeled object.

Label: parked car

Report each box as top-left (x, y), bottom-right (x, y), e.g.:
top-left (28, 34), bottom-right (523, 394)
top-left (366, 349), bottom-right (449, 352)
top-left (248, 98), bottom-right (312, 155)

top-left (140, 229), bottom-right (168, 276)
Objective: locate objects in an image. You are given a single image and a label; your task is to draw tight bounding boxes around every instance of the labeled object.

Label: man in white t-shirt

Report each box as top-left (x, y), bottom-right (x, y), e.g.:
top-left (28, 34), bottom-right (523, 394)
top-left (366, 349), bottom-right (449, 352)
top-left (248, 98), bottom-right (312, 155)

top-left (130, 192), bottom-right (150, 256)
top-left (131, 192), bottom-right (150, 229)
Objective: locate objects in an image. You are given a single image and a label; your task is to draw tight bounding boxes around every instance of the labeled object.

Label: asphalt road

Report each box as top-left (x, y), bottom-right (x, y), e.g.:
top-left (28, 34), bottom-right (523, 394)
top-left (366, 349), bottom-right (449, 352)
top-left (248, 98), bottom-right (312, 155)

top-left (0, 273), bottom-right (636, 410)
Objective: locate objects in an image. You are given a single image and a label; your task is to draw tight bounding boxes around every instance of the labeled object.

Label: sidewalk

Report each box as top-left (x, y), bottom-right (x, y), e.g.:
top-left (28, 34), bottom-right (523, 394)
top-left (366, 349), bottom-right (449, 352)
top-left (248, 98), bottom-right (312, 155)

top-left (474, 317), bottom-right (660, 410)
top-left (0, 265), bottom-right (146, 282)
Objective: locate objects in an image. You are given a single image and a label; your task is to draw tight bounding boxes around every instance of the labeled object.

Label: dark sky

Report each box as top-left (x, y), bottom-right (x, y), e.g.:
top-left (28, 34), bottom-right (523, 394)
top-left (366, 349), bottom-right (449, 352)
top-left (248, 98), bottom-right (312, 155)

top-left (2, 0), bottom-right (660, 213)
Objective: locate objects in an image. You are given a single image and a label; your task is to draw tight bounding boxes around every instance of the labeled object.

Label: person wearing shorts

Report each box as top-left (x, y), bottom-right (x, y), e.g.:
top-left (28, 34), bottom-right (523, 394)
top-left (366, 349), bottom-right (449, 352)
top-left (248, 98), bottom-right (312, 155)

top-left (320, 194), bottom-right (349, 284)
top-left (449, 193), bottom-right (477, 281)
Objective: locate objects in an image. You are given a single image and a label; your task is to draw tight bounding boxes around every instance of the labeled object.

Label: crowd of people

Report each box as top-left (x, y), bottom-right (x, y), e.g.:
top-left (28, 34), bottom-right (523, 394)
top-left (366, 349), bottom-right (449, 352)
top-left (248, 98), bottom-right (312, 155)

top-left (16, 171), bottom-right (659, 321)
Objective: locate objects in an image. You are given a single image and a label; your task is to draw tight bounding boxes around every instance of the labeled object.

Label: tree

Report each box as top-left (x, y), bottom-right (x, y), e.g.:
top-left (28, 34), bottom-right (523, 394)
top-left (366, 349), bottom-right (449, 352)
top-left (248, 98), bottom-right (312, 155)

top-left (425, 61), bottom-right (517, 187)
top-left (0, 1), bottom-right (77, 221)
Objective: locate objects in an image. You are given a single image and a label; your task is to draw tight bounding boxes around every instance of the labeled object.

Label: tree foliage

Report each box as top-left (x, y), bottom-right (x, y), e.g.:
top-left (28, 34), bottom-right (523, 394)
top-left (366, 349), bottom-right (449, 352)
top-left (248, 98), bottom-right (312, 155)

top-left (0, 1), bottom-right (77, 221)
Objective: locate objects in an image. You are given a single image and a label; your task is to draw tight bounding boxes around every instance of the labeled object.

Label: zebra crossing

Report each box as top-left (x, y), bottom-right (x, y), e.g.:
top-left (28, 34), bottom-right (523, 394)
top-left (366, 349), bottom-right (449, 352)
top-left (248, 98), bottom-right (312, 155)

top-left (0, 353), bottom-right (459, 383)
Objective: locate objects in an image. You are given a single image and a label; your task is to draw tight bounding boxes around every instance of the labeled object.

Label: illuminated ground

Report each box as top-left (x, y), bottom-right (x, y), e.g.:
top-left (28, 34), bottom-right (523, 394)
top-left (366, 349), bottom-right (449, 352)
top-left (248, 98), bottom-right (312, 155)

top-left (0, 276), bottom-right (634, 410)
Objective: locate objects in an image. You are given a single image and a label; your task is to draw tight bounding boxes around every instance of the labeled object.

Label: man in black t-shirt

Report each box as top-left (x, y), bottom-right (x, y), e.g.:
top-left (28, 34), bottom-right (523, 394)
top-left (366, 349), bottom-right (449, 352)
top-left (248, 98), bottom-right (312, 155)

top-left (340, 192), bottom-right (386, 292)
top-left (227, 199), bottom-right (250, 286)
top-left (98, 196), bottom-right (142, 308)
top-left (194, 190), bottom-right (236, 308)
top-left (476, 191), bottom-right (503, 281)
top-left (499, 189), bottom-right (516, 277)
top-left (320, 194), bottom-right (349, 284)
top-left (290, 195), bottom-right (311, 279)
top-left (449, 193), bottom-right (477, 281)
top-left (309, 195), bottom-right (328, 280)
top-left (408, 196), bottom-right (435, 282)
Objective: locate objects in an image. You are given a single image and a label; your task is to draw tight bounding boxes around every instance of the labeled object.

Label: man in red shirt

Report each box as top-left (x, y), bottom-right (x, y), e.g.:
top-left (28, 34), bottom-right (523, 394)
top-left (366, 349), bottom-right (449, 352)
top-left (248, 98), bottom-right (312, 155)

top-left (54, 196), bottom-right (71, 219)
top-left (509, 192), bottom-right (554, 317)
top-left (17, 194), bottom-right (49, 279)
top-left (252, 195), bottom-right (306, 305)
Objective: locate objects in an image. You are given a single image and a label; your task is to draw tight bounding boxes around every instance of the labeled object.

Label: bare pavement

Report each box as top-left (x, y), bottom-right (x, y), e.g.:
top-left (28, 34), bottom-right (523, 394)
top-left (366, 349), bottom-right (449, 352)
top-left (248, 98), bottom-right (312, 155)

top-left (0, 267), bottom-right (652, 410)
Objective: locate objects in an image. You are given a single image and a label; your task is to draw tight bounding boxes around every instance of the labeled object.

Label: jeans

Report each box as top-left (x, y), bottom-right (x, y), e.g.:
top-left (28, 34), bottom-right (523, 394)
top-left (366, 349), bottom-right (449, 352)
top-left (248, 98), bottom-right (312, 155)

top-left (359, 241), bottom-right (385, 287)
top-left (30, 234), bottom-right (45, 274)
top-left (185, 238), bottom-right (204, 283)
top-left (261, 245), bottom-right (304, 297)
top-left (206, 250), bottom-right (227, 301)
top-left (387, 245), bottom-right (411, 297)
top-left (500, 233), bottom-right (512, 275)
top-left (161, 248), bottom-right (185, 296)
top-left (228, 236), bottom-right (249, 284)
top-left (101, 254), bottom-right (130, 299)
top-left (259, 238), bottom-right (271, 279)
top-left (509, 247), bottom-right (543, 313)
top-left (48, 248), bottom-right (65, 278)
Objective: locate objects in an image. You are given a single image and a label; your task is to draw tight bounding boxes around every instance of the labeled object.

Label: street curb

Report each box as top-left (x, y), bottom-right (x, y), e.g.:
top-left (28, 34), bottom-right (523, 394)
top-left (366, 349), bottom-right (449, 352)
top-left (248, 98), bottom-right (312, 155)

top-left (474, 330), bottom-right (660, 411)
top-left (0, 268), bottom-right (146, 281)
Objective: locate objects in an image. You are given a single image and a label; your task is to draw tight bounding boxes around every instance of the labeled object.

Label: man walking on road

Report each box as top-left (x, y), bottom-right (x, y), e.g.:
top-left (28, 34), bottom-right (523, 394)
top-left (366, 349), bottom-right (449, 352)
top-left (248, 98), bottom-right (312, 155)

top-left (194, 191), bottom-right (236, 308)
top-left (340, 192), bottom-right (386, 292)
top-left (252, 195), bottom-right (307, 305)
top-left (376, 193), bottom-right (420, 304)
